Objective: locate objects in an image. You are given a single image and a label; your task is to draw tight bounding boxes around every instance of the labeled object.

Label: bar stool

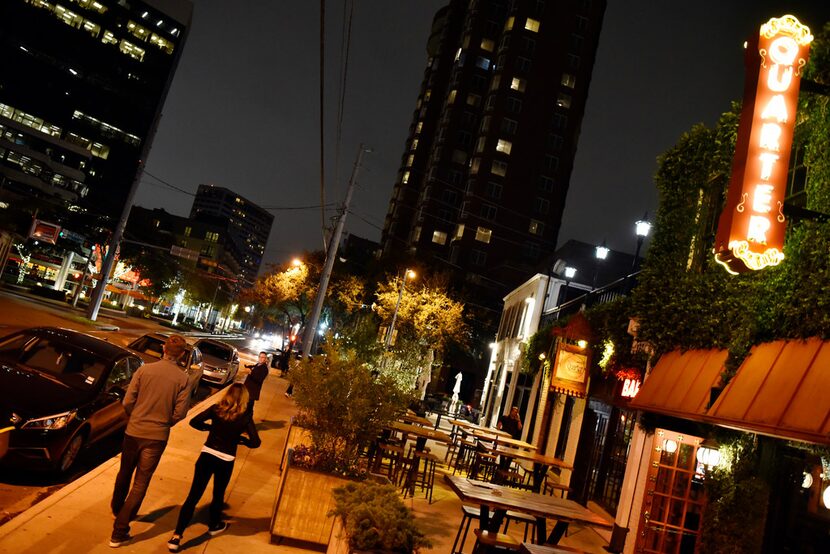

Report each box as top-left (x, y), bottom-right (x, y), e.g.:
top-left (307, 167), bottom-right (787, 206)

top-left (502, 510), bottom-right (537, 542)
top-left (402, 451), bottom-right (439, 502)
top-left (451, 438), bottom-right (478, 475)
top-left (376, 442), bottom-right (405, 482)
top-left (451, 505), bottom-right (480, 554)
top-left (471, 528), bottom-right (521, 553)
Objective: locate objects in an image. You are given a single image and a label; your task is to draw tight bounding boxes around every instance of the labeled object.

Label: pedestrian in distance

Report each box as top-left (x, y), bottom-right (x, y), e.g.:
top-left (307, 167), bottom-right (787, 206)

top-left (278, 348), bottom-right (290, 377)
top-left (243, 351), bottom-right (269, 414)
top-left (110, 334), bottom-right (191, 548)
top-left (167, 383), bottom-right (261, 552)
top-left (498, 406), bottom-right (523, 440)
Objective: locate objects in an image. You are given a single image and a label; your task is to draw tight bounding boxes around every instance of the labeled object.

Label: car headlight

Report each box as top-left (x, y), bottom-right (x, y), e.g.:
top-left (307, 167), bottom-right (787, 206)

top-left (22, 410), bottom-right (77, 430)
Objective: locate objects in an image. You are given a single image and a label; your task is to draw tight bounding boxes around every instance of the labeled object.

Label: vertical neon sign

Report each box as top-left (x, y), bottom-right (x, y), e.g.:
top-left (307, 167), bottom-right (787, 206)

top-left (714, 15), bottom-right (812, 274)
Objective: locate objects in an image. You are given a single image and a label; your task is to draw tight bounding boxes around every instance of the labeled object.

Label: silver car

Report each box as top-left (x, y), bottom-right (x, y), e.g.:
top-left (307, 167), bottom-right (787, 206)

top-left (194, 339), bottom-right (239, 386)
top-left (126, 333), bottom-right (203, 399)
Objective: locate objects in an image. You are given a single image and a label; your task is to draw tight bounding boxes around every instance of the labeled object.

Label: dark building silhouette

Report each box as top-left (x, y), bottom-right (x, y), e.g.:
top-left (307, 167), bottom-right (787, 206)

top-left (0, 0), bottom-right (192, 238)
top-left (381, 0), bottom-right (606, 302)
top-left (190, 184), bottom-right (274, 290)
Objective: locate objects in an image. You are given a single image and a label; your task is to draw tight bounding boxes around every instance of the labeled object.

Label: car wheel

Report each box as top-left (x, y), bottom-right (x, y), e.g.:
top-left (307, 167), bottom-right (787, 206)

top-left (58, 433), bottom-right (85, 473)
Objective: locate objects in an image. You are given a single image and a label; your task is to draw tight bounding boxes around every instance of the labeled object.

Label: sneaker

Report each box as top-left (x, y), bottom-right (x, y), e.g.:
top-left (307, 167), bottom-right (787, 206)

top-left (108, 535), bottom-right (132, 548)
top-left (167, 535), bottom-right (182, 552)
top-left (208, 522), bottom-right (228, 536)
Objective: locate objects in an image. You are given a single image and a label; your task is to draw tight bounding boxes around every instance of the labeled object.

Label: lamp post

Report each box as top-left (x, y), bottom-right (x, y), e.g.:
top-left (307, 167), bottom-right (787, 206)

top-left (561, 266), bottom-right (576, 306)
top-left (592, 240), bottom-right (609, 290)
top-left (385, 269), bottom-right (415, 348)
top-left (633, 212), bottom-right (651, 271)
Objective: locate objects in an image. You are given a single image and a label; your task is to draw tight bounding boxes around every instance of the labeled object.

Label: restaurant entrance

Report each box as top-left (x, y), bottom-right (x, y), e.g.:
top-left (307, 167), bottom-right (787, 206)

top-left (636, 429), bottom-right (705, 553)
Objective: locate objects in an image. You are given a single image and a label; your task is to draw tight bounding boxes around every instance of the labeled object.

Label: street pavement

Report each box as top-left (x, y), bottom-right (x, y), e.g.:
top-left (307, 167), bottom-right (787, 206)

top-left (0, 291), bottom-right (611, 553)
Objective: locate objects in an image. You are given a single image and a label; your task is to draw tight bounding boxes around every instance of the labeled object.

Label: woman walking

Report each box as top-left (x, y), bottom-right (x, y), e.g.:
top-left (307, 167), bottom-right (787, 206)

top-left (167, 384), bottom-right (260, 552)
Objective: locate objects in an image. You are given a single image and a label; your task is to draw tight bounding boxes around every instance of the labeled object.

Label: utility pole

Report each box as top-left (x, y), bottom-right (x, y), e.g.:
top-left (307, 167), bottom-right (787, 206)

top-left (301, 144), bottom-right (371, 358)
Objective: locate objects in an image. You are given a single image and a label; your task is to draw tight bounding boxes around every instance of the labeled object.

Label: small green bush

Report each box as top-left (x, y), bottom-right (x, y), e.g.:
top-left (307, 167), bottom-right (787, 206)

top-left (331, 482), bottom-right (431, 553)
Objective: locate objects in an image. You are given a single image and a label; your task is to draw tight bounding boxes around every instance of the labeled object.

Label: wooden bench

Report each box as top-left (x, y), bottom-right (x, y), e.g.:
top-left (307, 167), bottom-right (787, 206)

top-left (542, 480), bottom-right (572, 498)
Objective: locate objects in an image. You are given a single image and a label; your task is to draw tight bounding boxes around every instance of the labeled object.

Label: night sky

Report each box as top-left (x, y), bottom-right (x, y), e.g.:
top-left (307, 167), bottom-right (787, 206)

top-left (137, 1), bottom-right (830, 272)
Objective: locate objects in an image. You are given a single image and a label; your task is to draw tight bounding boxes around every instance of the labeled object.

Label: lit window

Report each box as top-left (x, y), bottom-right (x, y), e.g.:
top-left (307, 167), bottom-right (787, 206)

top-left (102, 31), bottom-right (118, 45)
top-left (412, 226), bottom-right (422, 242)
top-left (424, 89), bottom-right (432, 101)
top-left (475, 56), bottom-right (491, 71)
top-left (557, 93), bottom-right (572, 109)
top-left (54, 5), bottom-right (84, 29)
top-left (475, 227), bottom-right (492, 243)
top-left (411, 138), bottom-right (419, 150)
top-left (119, 39), bottom-right (146, 62)
top-left (402, 171), bottom-right (410, 184)
top-left (466, 93), bottom-right (481, 107)
top-left (504, 16), bottom-right (515, 31)
top-left (470, 158), bottom-right (481, 174)
top-left (82, 19), bottom-right (101, 37)
top-left (529, 220), bottom-right (544, 235)
top-left (476, 137), bottom-right (486, 153)
top-left (561, 73), bottom-right (576, 88)
top-left (490, 75), bottom-right (501, 91)
top-left (128, 20), bottom-right (150, 40)
top-left (480, 38), bottom-right (494, 52)
top-left (447, 89), bottom-right (457, 104)
top-left (184, 226), bottom-right (192, 237)
top-left (432, 230), bottom-right (448, 245)
top-left (454, 48), bottom-right (462, 62)
top-left (150, 33), bottom-right (174, 54)
top-left (492, 160), bottom-right (507, 177)
top-left (415, 122), bottom-right (423, 134)
top-left (525, 18), bottom-right (540, 32)
top-left (496, 139), bottom-right (512, 155)
top-left (454, 224), bottom-right (465, 240)
top-left (510, 78), bottom-right (526, 92)
top-left (406, 155), bottom-right (414, 167)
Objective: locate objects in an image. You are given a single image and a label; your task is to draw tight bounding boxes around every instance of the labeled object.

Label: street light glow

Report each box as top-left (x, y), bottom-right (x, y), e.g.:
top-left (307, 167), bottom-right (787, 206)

top-left (291, 258), bottom-right (302, 267)
top-left (595, 243), bottom-right (609, 260)
top-left (564, 266), bottom-right (577, 279)
top-left (635, 218), bottom-right (652, 238)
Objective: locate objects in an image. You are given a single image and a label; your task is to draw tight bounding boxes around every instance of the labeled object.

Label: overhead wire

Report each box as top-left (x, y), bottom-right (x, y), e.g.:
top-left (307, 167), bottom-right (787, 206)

top-left (333, 0), bottom-right (354, 193)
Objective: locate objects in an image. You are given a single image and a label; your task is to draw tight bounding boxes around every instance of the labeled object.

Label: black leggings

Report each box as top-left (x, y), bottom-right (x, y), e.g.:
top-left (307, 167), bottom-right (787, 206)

top-left (175, 452), bottom-right (234, 534)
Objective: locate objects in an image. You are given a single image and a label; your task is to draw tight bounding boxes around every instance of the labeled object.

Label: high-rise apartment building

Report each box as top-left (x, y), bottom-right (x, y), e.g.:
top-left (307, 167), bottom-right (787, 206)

top-left (0, 0), bottom-right (192, 238)
top-left (381, 0), bottom-right (606, 300)
top-left (190, 185), bottom-right (274, 290)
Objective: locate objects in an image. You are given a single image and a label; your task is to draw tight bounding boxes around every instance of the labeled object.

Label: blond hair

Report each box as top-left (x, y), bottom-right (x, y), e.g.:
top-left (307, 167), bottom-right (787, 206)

top-left (215, 383), bottom-right (249, 421)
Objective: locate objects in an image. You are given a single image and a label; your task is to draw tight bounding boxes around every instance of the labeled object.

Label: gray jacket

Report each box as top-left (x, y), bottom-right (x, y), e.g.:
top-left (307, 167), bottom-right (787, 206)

top-left (123, 358), bottom-right (190, 441)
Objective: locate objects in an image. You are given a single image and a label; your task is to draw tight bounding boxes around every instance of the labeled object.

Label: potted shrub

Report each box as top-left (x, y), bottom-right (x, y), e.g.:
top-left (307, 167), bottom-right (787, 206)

top-left (327, 481), bottom-right (431, 554)
top-left (271, 341), bottom-right (415, 549)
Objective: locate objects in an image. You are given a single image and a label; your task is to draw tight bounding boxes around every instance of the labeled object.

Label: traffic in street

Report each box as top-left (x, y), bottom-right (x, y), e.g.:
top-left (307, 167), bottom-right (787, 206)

top-left (0, 290), bottom-right (260, 526)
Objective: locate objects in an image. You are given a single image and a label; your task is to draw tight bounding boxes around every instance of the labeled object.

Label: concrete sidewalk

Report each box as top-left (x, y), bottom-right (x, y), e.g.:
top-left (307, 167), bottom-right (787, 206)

top-left (0, 368), bottom-right (302, 554)
top-left (0, 367), bottom-right (610, 554)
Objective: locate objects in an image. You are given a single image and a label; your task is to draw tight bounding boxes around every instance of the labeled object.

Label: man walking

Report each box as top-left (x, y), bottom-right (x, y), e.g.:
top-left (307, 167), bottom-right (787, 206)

top-left (110, 334), bottom-right (191, 547)
top-left (243, 351), bottom-right (269, 415)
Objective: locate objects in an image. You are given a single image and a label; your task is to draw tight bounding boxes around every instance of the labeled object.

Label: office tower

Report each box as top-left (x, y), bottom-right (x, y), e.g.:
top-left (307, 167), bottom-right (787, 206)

top-left (381, 0), bottom-right (606, 300)
top-left (190, 184), bottom-right (274, 290)
top-left (0, 0), bottom-right (192, 240)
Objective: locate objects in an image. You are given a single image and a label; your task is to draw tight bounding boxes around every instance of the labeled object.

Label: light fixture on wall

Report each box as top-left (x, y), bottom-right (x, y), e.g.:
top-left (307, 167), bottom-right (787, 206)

top-left (696, 438), bottom-right (721, 467)
top-left (662, 439), bottom-right (678, 454)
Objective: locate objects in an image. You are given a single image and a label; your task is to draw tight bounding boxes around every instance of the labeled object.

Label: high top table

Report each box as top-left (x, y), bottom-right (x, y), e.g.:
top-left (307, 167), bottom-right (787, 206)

top-left (485, 445), bottom-right (572, 492)
top-left (444, 475), bottom-right (612, 545)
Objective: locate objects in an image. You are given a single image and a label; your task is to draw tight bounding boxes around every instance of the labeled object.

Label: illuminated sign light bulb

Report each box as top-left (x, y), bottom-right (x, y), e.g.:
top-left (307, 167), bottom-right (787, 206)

top-left (824, 485), bottom-right (830, 510)
top-left (801, 472), bottom-right (813, 489)
top-left (714, 15), bottom-right (813, 273)
top-left (663, 439), bottom-right (678, 454)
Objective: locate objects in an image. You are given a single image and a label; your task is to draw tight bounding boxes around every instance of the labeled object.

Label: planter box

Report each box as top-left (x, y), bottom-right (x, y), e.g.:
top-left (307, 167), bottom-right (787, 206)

top-left (279, 420), bottom-right (311, 473)
top-left (271, 460), bottom-right (351, 551)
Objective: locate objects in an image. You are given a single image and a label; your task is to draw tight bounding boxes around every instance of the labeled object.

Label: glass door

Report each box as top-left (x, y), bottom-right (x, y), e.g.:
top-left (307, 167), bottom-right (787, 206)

top-left (636, 429), bottom-right (706, 553)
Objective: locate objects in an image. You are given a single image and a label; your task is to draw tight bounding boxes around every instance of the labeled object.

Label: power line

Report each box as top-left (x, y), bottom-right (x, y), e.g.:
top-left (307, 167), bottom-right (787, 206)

top-left (143, 170), bottom-right (195, 196)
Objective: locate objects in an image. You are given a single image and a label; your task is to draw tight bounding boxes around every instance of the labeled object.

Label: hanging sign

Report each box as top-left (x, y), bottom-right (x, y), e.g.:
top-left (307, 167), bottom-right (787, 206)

top-left (550, 342), bottom-right (589, 398)
top-left (714, 15), bottom-right (813, 274)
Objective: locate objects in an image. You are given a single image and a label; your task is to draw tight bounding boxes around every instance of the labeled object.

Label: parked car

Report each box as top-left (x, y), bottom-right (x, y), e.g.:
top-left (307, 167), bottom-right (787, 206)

top-left (125, 333), bottom-right (202, 398)
top-left (194, 338), bottom-right (239, 386)
top-left (0, 327), bottom-right (144, 473)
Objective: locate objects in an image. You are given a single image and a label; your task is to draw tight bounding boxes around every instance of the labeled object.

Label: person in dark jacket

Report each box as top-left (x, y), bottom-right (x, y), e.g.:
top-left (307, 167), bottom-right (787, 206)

top-left (166, 384), bottom-right (260, 552)
top-left (243, 351), bottom-right (269, 413)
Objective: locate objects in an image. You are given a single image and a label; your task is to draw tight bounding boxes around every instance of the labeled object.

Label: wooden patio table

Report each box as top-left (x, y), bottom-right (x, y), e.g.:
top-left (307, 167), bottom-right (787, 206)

top-left (470, 429), bottom-right (537, 450)
top-left (401, 413), bottom-right (432, 427)
top-left (486, 445), bottom-right (573, 493)
top-left (444, 475), bottom-right (612, 545)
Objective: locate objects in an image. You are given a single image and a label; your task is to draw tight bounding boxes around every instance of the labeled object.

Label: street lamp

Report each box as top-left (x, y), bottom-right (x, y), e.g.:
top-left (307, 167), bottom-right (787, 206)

top-left (385, 269), bottom-right (416, 348)
top-left (592, 240), bottom-right (608, 289)
top-left (562, 266), bottom-right (576, 305)
top-left (633, 212), bottom-right (651, 271)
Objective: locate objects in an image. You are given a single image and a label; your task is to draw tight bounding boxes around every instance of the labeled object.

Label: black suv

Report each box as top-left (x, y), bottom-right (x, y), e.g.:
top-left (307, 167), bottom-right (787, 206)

top-left (0, 327), bottom-right (143, 472)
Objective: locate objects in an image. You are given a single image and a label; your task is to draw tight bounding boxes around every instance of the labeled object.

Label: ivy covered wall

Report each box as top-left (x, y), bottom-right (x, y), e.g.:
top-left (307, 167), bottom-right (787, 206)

top-left (630, 22), bottom-right (830, 377)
